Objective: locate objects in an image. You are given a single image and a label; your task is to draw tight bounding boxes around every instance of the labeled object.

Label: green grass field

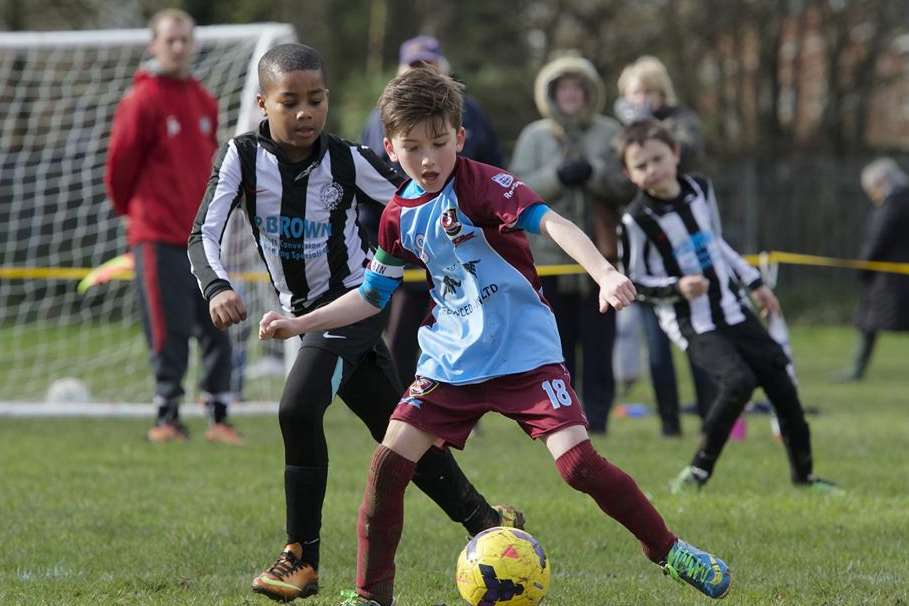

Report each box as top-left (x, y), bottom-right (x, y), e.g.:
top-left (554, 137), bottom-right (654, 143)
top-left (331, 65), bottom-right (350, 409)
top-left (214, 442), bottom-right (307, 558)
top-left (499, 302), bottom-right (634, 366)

top-left (2, 325), bottom-right (908, 605)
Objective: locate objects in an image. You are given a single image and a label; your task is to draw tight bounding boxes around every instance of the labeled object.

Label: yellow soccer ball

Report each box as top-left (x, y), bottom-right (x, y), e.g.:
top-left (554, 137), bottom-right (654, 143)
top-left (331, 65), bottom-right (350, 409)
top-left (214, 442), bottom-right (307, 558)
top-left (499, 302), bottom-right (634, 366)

top-left (455, 527), bottom-right (551, 605)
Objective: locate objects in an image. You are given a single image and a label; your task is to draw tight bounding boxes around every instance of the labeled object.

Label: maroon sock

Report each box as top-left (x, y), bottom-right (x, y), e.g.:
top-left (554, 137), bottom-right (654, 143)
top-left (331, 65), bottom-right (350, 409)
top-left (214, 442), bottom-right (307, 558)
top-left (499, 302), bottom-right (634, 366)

top-left (356, 445), bottom-right (416, 605)
top-left (555, 440), bottom-right (677, 562)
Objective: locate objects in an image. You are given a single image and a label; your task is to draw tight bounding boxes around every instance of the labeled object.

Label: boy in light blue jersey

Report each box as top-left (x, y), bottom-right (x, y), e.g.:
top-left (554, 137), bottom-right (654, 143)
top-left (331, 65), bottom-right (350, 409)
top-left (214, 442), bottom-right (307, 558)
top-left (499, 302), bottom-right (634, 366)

top-left (259, 66), bottom-right (732, 606)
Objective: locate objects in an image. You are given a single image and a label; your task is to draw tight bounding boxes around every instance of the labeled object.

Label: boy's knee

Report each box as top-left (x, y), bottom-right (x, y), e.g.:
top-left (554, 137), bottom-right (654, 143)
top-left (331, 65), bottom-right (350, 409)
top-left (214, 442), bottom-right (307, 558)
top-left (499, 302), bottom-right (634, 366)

top-left (558, 454), bottom-right (593, 492)
top-left (278, 394), bottom-right (327, 431)
top-left (555, 440), bottom-right (631, 494)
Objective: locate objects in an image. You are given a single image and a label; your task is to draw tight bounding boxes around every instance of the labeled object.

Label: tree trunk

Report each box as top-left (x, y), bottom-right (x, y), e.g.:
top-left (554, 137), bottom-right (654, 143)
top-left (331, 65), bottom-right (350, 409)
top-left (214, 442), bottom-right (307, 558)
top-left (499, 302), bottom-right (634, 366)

top-left (366, 0), bottom-right (387, 74)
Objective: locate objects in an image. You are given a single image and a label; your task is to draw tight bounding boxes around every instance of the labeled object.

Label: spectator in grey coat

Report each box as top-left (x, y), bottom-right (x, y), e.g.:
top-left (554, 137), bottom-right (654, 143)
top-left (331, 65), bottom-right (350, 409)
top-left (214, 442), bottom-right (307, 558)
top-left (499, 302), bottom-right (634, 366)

top-left (840, 158), bottom-right (909, 381)
top-left (511, 53), bottom-right (630, 434)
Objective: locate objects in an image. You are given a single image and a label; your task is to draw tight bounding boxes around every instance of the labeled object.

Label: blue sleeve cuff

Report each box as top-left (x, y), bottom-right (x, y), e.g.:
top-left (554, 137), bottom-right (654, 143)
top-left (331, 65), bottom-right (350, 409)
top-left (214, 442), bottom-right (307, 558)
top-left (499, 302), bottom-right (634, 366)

top-left (358, 270), bottom-right (401, 309)
top-left (515, 203), bottom-right (551, 234)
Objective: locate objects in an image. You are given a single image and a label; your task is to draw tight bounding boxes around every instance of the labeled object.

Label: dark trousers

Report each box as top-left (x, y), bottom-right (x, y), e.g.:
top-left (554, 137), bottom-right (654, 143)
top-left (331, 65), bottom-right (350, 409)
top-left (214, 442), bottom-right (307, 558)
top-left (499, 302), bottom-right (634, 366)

top-left (383, 283), bottom-right (432, 387)
top-left (541, 277), bottom-right (616, 432)
top-left (133, 242), bottom-right (232, 409)
top-left (685, 312), bottom-right (813, 482)
top-left (279, 312), bottom-right (496, 565)
top-left (280, 331), bottom-right (404, 469)
top-left (639, 304), bottom-right (715, 429)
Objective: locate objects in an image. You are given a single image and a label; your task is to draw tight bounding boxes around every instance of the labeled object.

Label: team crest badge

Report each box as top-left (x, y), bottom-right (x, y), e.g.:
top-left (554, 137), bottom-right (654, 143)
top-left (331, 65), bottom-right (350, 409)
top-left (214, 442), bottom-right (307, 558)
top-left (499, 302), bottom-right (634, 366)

top-left (320, 182), bottom-right (344, 211)
top-left (409, 377), bottom-right (439, 397)
top-left (440, 208), bottom-right (462, 237)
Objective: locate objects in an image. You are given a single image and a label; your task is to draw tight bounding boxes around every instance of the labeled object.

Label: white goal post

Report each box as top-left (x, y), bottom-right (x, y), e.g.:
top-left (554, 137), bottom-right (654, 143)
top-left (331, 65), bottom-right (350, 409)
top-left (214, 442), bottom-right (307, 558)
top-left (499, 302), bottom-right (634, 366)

top-left (0, 23), bottom-right (295, 404)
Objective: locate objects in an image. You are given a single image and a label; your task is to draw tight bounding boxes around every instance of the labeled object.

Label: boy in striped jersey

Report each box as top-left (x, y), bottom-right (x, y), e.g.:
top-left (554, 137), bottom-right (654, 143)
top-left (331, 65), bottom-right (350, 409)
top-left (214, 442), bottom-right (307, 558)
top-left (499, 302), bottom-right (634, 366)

top-left (259, 67), bottom-right (731, 606)
top-left (617, 119), bottom-right (841, 495)
top-left (188, 44), bottom-right (521, 603)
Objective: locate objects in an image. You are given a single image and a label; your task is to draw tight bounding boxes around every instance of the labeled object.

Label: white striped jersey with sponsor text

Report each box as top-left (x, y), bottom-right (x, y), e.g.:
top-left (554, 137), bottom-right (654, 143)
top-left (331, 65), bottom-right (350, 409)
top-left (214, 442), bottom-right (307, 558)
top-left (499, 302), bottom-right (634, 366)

top-left (189, 121), bottom-right (402, 314)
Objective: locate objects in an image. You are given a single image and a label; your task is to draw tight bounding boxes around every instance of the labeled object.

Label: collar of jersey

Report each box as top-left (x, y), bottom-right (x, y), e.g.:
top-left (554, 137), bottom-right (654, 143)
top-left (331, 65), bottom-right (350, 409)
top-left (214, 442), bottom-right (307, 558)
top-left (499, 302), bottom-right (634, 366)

top-left (401, 180), bottom-right (425, 199)
top-left (256, 120), bottom-right (328, 168)
top-left (394, 167), bottom-right (457, 207)
top-left (640, 176), bottom-right (694, 215)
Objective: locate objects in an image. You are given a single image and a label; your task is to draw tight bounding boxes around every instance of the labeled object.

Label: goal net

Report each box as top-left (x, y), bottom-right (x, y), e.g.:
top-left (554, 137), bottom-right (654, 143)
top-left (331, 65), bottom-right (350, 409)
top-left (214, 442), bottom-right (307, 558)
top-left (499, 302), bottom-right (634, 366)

top-left (0, 23), bottom-right (295, 404)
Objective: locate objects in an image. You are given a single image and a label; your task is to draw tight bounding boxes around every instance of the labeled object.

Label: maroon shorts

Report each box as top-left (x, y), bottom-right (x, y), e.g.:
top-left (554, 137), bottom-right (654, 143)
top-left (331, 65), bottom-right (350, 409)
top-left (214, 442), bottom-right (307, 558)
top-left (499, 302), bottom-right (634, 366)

top-left (390, 363), bottom-right (588, 449)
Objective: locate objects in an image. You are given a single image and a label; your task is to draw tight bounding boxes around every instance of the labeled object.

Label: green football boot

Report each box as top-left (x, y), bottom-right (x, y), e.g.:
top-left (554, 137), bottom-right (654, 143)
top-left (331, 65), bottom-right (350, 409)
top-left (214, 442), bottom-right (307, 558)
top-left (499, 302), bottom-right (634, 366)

top-left (669, 466), bottom-right (708, 495)
top-left (662, 539), bottom-right (732, 599)
top-left (337, 590), bottom-right (394, 606)
top-left (799, 475), bottom-right (845, 496)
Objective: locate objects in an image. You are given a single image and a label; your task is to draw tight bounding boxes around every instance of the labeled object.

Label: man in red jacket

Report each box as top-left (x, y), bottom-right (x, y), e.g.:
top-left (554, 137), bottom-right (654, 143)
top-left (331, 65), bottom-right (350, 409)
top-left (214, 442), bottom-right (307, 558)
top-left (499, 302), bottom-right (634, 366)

top-left (105, 8), bottom-right (240, 444)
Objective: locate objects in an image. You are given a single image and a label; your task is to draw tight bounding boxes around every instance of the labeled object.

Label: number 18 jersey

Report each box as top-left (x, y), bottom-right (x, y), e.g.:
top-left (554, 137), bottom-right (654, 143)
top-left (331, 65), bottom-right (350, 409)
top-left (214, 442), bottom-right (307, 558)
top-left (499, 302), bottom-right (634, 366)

top-left (367, 158), bottom-right (564, 385)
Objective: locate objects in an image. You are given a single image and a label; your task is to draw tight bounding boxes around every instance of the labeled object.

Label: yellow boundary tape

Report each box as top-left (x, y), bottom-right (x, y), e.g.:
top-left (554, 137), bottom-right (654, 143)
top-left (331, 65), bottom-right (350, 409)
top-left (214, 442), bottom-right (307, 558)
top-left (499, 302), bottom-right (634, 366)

top-left (2, 250), bottom-right (909, 285)
top-left (741, 251), bottom-right (909, 275)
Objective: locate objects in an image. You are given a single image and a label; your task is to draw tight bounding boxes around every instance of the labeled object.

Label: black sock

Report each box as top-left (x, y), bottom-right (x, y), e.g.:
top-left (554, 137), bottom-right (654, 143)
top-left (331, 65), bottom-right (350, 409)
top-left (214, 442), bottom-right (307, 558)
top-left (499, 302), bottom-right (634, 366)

top-left (691, 448), bottom-right (718, 479)
top-left (300, 538), bottom-right (320, 568)
top-left (156, 401), bottom-right (179, 423)
top-left (206, 400), bottom-right (228, 424)
top-left (462, 504), bottom-right (501, 536)
top-left (285, 465), bottom-right (328, 569)
top-left (412, 447), bottom-right (498, 536)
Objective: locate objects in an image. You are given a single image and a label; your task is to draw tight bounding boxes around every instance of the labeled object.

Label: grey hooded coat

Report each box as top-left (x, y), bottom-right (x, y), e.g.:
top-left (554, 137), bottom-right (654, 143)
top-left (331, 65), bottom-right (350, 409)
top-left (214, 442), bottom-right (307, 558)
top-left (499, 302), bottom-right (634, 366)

top-left (510, 55), bottom-right (632, 290)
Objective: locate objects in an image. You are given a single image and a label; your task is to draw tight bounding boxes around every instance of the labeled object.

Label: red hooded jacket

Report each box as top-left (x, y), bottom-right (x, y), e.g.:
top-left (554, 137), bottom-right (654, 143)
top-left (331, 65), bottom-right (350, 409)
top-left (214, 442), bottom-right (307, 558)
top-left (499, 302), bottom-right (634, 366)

top-left (105, 69), bottom-right (218, 247)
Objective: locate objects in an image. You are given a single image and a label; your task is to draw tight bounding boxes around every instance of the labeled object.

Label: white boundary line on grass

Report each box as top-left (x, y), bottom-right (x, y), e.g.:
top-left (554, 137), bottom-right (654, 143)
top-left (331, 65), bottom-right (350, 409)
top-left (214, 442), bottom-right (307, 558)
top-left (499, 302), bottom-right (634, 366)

top-left (0, 401), bottom-right (278, 418)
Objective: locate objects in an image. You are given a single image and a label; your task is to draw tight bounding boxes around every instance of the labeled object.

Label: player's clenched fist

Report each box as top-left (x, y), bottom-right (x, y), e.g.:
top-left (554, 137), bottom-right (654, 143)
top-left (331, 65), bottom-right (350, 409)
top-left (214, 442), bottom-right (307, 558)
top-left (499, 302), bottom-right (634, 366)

top-left (751, 285), bottom-right (781, 318)
top-left (598, 268), bottom-right (636, 312)
top-left (259, 311), bottom-right (303, 341)
top-left (678, 275), bottom-right (709, 300)
top-left (209, 289), bottom-right (247, 329)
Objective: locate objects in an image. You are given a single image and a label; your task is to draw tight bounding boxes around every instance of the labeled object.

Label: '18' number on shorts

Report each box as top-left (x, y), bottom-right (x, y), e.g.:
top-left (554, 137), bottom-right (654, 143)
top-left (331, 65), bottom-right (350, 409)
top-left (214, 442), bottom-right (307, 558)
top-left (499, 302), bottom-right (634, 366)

top-left (542, 379), bottom-right (572, 409)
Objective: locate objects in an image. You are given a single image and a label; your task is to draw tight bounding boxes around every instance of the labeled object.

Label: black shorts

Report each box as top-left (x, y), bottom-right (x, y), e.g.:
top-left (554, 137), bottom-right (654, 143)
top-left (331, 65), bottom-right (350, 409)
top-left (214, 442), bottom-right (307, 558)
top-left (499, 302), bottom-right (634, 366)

top-left (298, 306), bottom-right (391, 364)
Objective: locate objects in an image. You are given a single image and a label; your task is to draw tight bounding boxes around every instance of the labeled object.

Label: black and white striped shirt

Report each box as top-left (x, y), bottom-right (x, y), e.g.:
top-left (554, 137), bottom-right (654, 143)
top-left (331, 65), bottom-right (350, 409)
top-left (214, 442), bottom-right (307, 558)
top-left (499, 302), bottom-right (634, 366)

top-left (189, 122), bottom-right (402, 314)
top-left (620, 175), bottom-right (763, 348)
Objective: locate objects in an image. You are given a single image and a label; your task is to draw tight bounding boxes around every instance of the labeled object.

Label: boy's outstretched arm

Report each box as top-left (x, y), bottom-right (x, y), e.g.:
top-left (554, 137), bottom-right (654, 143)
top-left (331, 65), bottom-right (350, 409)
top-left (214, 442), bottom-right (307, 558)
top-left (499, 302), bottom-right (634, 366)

top-left (259, 288), bottom-right (381, 340)
top-left (538, 209), bottom-right (636, 311)
top-left (259, 248), bottom-right (403, 340)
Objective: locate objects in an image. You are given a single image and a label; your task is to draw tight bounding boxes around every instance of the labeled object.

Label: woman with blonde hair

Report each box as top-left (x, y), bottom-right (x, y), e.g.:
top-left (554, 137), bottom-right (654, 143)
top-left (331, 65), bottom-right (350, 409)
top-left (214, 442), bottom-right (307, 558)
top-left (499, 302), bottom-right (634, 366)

top-left (615, 55), bottom-right (703, 171)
